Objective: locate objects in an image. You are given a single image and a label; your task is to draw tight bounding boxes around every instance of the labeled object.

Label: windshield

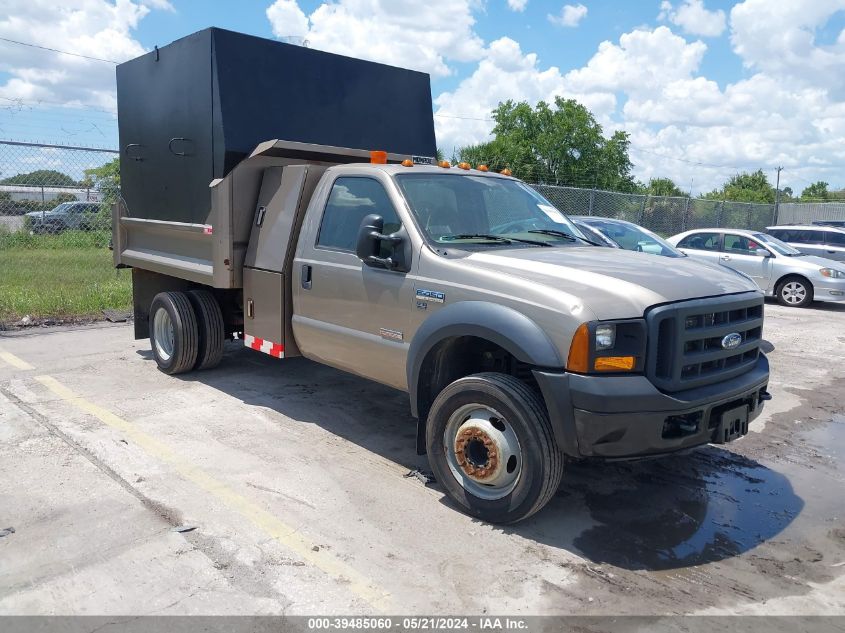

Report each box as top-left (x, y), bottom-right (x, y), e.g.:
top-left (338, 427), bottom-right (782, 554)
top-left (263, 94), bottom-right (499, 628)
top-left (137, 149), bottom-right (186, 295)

top-left (581, 218), bottom-right (685, 258)
top-left (754, 232), bottom-right (803, 256)
top-left (394, 174), bottom-right (587, 247)
top-left (49, 202), bottom-right (74, 213)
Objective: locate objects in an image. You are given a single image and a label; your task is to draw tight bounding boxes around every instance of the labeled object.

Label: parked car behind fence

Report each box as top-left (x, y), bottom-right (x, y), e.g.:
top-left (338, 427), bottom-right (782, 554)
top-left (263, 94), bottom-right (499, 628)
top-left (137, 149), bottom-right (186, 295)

top-left (24, 201), bottom-right (105, 234)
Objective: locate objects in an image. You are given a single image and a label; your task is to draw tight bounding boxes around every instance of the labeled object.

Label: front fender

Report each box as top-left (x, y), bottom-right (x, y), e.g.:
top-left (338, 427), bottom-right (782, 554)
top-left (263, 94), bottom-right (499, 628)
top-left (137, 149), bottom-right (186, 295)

top-left (407, 301), bottom-right (564, 419)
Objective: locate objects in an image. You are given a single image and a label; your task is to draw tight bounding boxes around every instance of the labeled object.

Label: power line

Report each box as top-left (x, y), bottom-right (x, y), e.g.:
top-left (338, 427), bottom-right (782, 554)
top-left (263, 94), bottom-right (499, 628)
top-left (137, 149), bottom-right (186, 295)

top-left (0, 36), bottom-right (119, 64)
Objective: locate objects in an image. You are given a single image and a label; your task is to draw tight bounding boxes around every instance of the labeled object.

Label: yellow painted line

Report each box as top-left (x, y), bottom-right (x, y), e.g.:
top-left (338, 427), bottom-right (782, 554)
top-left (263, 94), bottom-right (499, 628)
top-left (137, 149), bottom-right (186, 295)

top-left (34, 374), bottom-right (391, 610)
top-left (0, 350), bottom-right (34, 370)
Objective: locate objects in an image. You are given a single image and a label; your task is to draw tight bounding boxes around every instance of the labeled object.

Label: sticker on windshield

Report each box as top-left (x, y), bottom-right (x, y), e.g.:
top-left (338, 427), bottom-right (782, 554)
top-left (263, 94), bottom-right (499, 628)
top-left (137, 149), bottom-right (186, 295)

top-left (538, 204), bottom-right (567, 224)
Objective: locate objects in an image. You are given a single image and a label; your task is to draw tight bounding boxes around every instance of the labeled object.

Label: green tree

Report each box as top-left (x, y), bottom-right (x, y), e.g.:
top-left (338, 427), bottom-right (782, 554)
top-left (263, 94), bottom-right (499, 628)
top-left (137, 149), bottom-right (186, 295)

top-left (643, 177), bottom-right (686, 197)
top-left (0, 169), bottom-right (78, 187)
top-left (457, 97), bottom-right (637, 192)
top-left (82, 158), bottom-right (120, 203)
top-left (800, 181), bottom-right (829, 201)
top-left (703, 170), bottom-right (775, 204)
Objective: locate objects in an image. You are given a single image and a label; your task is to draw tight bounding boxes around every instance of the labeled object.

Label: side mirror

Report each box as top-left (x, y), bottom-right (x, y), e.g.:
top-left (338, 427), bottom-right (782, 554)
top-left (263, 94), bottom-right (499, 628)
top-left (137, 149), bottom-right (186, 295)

top-left (755, 248), bottom-right (771, 258)
top-left (355, 214), bottom-right (406, 271)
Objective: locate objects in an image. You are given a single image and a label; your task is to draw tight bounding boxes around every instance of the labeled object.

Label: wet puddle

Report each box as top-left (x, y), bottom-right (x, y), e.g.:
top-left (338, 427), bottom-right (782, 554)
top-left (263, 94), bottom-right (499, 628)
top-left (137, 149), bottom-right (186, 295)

top-left (529, 415), bottom-right (845, 573)
top-left (567, 448), bottom-right (805, 570)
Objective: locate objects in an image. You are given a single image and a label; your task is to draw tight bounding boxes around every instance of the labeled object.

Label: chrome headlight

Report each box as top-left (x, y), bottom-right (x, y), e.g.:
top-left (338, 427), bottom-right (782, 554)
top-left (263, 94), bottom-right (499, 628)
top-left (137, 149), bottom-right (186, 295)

top-left (595, 324), bottom-right (616, 350)
top-left (820, 268), bottom-right (845, 279)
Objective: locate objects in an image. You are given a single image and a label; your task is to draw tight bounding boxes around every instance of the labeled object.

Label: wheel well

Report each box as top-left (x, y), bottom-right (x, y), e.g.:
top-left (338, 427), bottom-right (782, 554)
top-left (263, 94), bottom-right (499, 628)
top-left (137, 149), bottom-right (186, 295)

top-left (774, 273), bottom-right (813, 293)
top-left (415, 336), bottom-right (538, 424)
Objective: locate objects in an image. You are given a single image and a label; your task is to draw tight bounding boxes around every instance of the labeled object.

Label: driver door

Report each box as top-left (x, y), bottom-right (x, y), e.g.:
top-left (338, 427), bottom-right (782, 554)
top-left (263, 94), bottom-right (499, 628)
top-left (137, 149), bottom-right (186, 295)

top-left (719, 233), bottom-right (772, 287)
top-left (293, 175), bottom-right (415, 390)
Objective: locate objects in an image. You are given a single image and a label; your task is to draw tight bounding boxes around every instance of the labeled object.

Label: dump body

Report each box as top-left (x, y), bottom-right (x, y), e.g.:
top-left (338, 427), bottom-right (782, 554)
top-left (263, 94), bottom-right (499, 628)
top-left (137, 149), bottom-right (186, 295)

top-left (116, 27), bottom-right (436, 225)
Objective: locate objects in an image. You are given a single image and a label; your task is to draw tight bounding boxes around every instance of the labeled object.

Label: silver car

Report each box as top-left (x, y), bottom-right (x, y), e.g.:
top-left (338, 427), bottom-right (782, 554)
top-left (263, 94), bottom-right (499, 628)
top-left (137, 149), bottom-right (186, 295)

top-left (764, 224), bottom-right (845, 263)
top-left (573, 216), bottom-right (686, 257)
top-left (668, 228), bottom-right (845, 307)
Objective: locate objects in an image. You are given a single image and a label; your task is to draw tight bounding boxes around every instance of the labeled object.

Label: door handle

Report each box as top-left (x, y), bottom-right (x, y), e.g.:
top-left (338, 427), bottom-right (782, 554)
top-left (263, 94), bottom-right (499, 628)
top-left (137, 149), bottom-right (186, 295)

top-left (827, 250), bottom-right (836, 254)
top-left (721, 255), bottom-right (731, 260)
top-left (301, 264), bottom-right (312, 290)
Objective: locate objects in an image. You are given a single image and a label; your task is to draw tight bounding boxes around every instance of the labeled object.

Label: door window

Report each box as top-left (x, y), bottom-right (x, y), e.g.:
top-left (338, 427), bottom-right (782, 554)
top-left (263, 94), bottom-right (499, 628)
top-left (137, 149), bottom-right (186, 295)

top-left (677, 232), bottom-right (720, 251)
top-left (317, 177), bottom-right (401, 255)
top-left (723, 234), bottom-right (762, 255)
top-left (824, 231), bottom-right (845, 246)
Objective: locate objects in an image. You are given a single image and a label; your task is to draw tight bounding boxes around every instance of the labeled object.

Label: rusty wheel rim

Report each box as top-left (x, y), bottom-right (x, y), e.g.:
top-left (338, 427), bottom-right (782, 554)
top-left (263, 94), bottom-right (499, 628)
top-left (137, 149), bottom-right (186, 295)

top-left (444, 404), bottom-right (522, 500)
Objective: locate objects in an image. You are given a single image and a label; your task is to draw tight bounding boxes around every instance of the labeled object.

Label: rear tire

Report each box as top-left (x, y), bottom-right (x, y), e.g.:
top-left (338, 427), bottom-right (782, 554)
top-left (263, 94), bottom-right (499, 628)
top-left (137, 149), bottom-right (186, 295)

top-left (775, 276), bottom-right (813, 307)
top-left (425, 372), bottom-right (564, 524)
top-left (187, 289), bottom-right (225, 370)
top-left (149, 291), bottom-right (199, 374)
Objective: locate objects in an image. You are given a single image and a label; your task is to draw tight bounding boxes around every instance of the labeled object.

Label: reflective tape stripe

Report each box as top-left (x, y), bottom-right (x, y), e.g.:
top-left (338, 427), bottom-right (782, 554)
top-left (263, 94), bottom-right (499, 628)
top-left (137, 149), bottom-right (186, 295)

top-left (244, 334), bottom-right (284, 358)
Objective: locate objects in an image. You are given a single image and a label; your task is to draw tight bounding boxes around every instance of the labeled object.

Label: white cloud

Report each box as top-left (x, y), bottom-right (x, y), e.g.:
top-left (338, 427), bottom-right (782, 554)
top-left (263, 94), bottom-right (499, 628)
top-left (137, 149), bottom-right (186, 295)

top-left (434, 21), bottom-right (845, 193)
top-left (266, 0), bottom-right (309, 41)
top-left (548, 4), bottom-right (588, 28)
top-left (658, 0), bottom-right (727, 38)
top-left (507, 0), bottom-right (528, 11)
top-left (265, 0), bottom-right (485, 78)
top-left (0, 0), bottom-right (167, 111)
top-left (730, 0), bottom-right (845, 94)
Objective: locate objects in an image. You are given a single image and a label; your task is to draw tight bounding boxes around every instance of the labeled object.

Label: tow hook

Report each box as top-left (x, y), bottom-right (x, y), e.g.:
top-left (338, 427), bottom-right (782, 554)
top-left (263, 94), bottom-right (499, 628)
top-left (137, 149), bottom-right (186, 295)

top-left (759, 391), bottom-right (772, 402)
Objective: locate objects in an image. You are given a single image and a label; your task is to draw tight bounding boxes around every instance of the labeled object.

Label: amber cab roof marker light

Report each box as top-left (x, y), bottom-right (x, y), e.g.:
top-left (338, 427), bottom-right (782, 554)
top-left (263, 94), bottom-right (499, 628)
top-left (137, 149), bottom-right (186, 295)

top-left (439, 160), bottom-right (451, 168)
top-left (500, 168), bottom-right (512, 176)
top-left (401, 159), bottom-right (414, 167)
top-left (477, 165), bottom-right (489, 172)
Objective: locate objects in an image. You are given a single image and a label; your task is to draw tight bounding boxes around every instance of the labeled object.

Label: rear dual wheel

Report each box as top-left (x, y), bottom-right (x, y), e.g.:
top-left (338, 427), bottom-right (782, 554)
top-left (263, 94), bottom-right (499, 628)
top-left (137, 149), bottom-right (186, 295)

top-left (149, 289), bottom-right (224, 374)
top-left (425, 373), bottom-right (564, 524)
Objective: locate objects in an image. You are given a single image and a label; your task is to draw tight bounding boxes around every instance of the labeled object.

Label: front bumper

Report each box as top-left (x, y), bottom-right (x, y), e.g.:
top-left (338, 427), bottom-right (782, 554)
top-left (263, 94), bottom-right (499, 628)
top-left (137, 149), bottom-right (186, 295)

top-left (533, 354), bottom-right (770, 459)
top-left (815, 277), bottom-right (845, 302)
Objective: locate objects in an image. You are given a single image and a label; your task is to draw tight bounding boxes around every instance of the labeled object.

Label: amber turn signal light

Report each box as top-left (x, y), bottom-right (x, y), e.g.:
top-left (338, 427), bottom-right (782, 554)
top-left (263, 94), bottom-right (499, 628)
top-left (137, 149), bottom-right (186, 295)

top-left (566, 323), bottom-right (590, 373)
top-left (594, 356), bottom-right (636, 372)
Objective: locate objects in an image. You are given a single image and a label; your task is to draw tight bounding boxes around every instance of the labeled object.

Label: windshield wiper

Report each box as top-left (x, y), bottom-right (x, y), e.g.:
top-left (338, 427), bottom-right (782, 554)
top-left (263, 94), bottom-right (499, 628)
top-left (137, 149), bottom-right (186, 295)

top-left (440, 233), bottom-right (552, 247)
top-left (528, 229), bottom-right (603, 247)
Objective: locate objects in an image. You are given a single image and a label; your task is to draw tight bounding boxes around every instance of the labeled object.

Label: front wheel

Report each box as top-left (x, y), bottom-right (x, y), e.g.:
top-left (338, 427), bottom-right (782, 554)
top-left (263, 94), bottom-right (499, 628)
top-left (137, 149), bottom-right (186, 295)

top-left (776, 276), bottom-right (813, 307)
top-left (425, 373), bottom-right (563, 524)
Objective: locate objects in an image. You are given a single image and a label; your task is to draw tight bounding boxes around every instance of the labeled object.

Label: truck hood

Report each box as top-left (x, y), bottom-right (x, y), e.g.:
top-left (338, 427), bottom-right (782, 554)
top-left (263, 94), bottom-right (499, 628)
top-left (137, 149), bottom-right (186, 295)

top-left (464, 247), bottom-right (759, 320)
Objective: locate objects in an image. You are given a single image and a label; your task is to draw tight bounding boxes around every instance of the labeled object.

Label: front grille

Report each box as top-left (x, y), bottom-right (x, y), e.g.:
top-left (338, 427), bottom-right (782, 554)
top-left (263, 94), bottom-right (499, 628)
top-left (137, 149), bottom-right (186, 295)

top-left (646, 293), bottom-right (764, 392)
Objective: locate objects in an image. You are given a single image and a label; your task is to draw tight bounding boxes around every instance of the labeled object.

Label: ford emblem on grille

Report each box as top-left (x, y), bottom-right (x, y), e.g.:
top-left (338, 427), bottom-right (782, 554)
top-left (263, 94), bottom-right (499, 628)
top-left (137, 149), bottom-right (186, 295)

top-left (722, 332), bottom-right (742, 350)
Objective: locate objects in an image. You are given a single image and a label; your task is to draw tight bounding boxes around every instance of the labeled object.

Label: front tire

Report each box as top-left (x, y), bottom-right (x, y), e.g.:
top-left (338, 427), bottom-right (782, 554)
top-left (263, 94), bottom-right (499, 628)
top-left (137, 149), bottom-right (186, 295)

top-left (149, 291), bottom-right (199, 374)
top-left (425, 373), bottom-right (563, 524)
top-left (775, 276), bottom-right (813, 307)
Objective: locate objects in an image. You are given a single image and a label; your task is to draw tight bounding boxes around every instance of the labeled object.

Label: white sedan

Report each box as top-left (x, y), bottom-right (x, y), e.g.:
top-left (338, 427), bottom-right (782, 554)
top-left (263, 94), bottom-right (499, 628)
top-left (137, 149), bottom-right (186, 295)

top-left (668, 228), bottom-right (845, 307)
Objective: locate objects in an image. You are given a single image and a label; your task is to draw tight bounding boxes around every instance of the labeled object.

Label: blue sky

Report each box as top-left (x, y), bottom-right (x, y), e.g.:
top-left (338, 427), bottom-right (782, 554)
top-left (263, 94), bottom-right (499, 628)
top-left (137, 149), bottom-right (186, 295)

top-left (1, 0), bottom-right (845, 193)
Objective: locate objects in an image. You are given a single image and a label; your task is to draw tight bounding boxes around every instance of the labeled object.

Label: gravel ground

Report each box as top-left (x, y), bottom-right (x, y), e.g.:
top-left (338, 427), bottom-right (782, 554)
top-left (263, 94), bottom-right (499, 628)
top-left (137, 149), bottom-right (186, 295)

top-left (0, 300), bottom-right (843, 616)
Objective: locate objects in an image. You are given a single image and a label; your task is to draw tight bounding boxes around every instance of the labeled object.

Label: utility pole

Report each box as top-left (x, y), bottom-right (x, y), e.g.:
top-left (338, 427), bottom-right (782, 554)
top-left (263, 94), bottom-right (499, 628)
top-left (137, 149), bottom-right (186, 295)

top-left (773, 166), bottom-right (783, 226)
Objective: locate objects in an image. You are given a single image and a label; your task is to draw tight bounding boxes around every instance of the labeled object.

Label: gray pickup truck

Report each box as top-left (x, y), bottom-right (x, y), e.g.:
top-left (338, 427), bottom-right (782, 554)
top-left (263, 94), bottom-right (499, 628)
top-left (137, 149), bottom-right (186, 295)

top-left (113, 29), bottom-right (770, 523)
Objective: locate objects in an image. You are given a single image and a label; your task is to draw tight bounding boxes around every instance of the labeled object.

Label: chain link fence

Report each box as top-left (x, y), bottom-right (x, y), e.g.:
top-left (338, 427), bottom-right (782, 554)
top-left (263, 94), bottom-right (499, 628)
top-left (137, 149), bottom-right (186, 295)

top-left (531, 184), bottom-right (778, 236)
top-left (2, 139), bottom-right (843, 327)
top-left (0, 140), bottom-right (130, 327)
